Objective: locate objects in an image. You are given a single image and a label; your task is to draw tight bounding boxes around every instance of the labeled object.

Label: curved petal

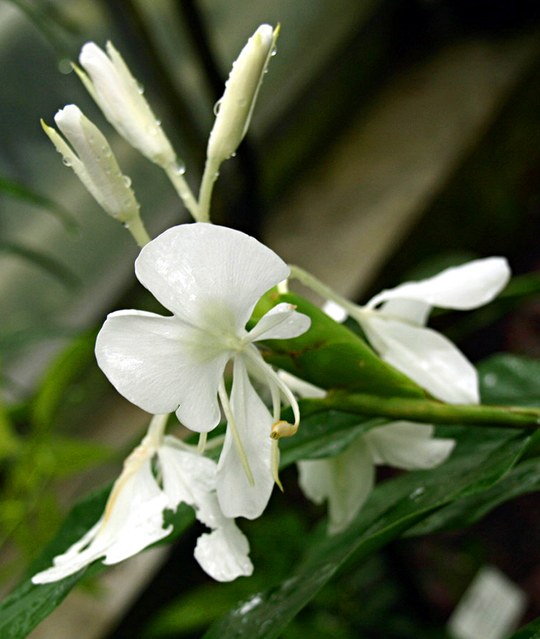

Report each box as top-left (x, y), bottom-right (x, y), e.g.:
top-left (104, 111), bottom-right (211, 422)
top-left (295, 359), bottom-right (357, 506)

top-left (365, 421), bottom-right (455, 470)
top-left (378, 299), bottom-right (431, 327)
top-left (194, 522), bottom-right (253, 582)
top-left (102, 458), bottom-right (171, 564)
top-left (217, 357), bottom-right (274, 519)
top-left (32, 456), bottom-right (170, 583)
top-left (362, 315), bottom-right (479, 404)
top-left (367, 257), bottom-right (510, 311)
top-left (135, 224), bottom-right (289, 333)
top-left (247, 303), bottom-right (311, 342)
top-left (158, 441), bottom-right (217, 515)
top-left (96, 310), bottom-right (228, 432)
top-left (298, 438), bottom-right (375, 535)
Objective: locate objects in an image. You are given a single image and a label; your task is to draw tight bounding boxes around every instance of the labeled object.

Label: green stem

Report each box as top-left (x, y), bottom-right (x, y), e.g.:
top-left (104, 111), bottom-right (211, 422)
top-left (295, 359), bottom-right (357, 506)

top-left (303, 393), bottom-right (540, 429)
top-left (198, 157), bottom-right (219, 223)
top-left (124, 214), bottom-right (151, 247)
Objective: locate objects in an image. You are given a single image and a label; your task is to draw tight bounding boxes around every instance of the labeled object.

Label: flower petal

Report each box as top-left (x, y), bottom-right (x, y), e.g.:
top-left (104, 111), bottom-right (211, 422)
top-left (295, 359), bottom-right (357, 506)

top-left (247, 303), bottom-right (311, 342)
top-left (217, 357), bottom-right (274, 519)
top-left (361, 315), bottom-right (479, 404)
top-left (377, 299), bottom-right (431, 326)
top-left (96, 310), bottom-right (227, 431)
top-left (365, 421), bottom-right (455, 470)
top-left (298, 438), bottom-right (375, 535)
top-left (367, 257), bottom-right (510, 311)
top-left (135, 224), bottom-right (289, 333)
top-left (194, 522), bottom-right (253, 582)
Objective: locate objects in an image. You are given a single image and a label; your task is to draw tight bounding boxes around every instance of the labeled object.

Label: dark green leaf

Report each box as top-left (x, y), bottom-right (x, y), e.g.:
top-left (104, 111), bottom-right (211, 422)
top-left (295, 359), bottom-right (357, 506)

top-left (204, 427), bottom-right (528, 639)
top-left (479, 354), bottom-right (540, 406)
top-left (508, 616), bottom-right (540, 639)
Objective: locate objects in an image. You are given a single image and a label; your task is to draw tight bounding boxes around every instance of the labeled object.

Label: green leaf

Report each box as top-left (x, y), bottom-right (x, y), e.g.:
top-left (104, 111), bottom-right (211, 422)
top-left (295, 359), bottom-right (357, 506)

top-left (258, 293), bottom-right (425, 398)
top-left (0, 175), bottom-right (77, 233)
top-left (204, 427), bottom-right (529, 639)
top-left (479, 354), bottom-right (540, 406)
top-left (30, 331), bottom-right (97, 431)
top-left (509, 616), bottom-right (540, 639)
top-left (0, 242), bottom-right (79, 289)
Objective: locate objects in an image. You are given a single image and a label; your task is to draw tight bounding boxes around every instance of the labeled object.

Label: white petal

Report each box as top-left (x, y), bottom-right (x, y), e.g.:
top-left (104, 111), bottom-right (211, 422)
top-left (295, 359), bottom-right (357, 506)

top-left (102, 458), bottom-right (171, 564)
top-left (135, 224), bottom-right (289, 333)
top-left (95, 310), bottom-right (228, 432)
top-left (158, 441), bottom-right (223, 527)
top-left (217, 357), bottom-right (274, 519)
top-left (361, 315), bottom-right (479, 404)
top-left (194, 522), bottom-right (253, 582)
top-left (377, 299), bottom-right (431, 326)
top-left (322, 299), bottom-right (348, 323)
top-left (32, 454), bottom-right (170, 583)
top-left (278, 371), bottom-right (326, 399)
top-left (79, 42), bottom-right (175, 166)
top-left (298, 438), bottom-right (375, 535)
top-left (367, 257), bottom-right (510, 311)
top-left (365, 421), bottom-right (455, 470)
top-left (247, 303), bottom-right (311, 342)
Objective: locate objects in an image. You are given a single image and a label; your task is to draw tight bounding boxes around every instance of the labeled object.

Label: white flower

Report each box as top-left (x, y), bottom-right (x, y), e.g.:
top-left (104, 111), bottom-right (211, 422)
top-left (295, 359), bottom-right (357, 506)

top-left (298, 421), bottom-right (455, 534)
top-left (95, 223), bottom-right (311, 520)
top-left (76, 42), bottom-right (176, 167)
top-left (42, 105), bottom-right (140, 224)
top-left (32, 417), bottom-right (253, 584)
top-left (206, 24), bottom-right (277, 166)
top-left (324, 258), bottom-right (511, 404)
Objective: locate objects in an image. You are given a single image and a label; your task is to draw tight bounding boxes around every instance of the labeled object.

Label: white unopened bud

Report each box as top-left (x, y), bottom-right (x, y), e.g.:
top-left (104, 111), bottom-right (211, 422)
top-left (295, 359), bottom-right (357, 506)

top-left (206, 24), bottom-right (277, 165)
top-left (43, 104), bottom-right (140, 223)
top-left (77, 42), bottom-right (176, 167)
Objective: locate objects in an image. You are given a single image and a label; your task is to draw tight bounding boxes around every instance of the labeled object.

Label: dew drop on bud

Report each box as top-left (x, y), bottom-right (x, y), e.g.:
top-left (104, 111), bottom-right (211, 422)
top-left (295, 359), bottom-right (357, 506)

top-left (213, 98), bottom-right (222, 116)
top-left (62, 157), bottom-right (72, 167)
top-left (123, 175), bottom-right (132, 187)
top-left (172, 158), bottom-right (186, 175)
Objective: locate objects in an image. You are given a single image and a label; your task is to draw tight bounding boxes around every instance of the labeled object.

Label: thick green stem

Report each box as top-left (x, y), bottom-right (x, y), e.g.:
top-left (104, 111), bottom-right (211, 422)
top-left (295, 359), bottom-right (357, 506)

top-left (303, 393), bottom-right (540, 429)
top-left (124, 214), bottom-right (151, 247)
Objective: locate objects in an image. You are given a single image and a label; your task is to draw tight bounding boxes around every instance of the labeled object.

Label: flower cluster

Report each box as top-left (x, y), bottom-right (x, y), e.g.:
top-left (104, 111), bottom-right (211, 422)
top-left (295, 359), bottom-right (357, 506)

top-left (34, 23), bottom-right (512, 589)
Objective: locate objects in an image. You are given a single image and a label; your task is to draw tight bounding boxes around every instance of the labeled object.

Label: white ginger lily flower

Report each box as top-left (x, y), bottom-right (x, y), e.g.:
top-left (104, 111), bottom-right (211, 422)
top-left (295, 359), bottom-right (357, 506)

top-left (95, 223), bottom-right (311, 520)
top-left (76, 42), bottom-right (176, 168)
top-left (323, 258), bottom-right (511, 404)
top-left (278, 372), bottom-right (455, 535)
top-left (32, 416), bottom-right (253, 584)
top-left (42, 105), bottom-right (140, 224)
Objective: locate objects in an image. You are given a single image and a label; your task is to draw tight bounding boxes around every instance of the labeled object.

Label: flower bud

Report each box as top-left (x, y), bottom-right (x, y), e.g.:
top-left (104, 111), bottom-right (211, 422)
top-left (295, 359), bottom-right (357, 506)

top-left (206, 24), bottom-right (277, 165)
top-left (43, 104), bottom-right (140, 223)
top-left (77, 42), bottom-right (176, 167)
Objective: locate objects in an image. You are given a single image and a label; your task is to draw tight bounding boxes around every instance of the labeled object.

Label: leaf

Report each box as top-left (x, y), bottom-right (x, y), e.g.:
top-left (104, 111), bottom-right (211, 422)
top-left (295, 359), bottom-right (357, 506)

top-left (509, 616), bottom-right (540, 639)
top-left (0, 175), bottom-right (77, 233)
top-left (407, 456), bottom-right (540, 535)
top-left (204, 427), bottom-right (529, 639)
top-left (30, 331), bottom-right (97, 431)
top-left (479, 354), bottom-right (540, 406)
top-left (257, 293), bottom-right (425, 398)
top-left (0, 242), bottom-right (79, 289)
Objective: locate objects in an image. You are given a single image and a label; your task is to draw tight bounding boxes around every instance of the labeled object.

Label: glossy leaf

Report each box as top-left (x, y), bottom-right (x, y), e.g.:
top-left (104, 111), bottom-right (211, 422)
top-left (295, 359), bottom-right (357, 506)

top-left (204, 427), bottom-right (529, 639)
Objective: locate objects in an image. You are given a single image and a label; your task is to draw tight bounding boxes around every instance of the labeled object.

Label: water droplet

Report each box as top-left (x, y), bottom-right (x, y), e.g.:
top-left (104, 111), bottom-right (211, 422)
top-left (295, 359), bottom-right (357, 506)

top-left (137, 82), bottom-right (145, 94)
top-left (62, 157), bottom-right (72, 167)
top-left (230, 152), bottom-right (237, 158)
top-left (172, 158), bottom-right (186, 175)
top-left (58, 58), bottom-right (72, 74)
top-left (271, 47), bottom-right (277, 57)
top-left (213, 98), bottom-right (222, 116)
top-left (237, 97), bottom-right (247, 107)
top-left (155, 119), bottom-right (161, 126)
top-left (483, 373), bottom-right (498, 388)
top-left (123, 175), bottom-right (132, 187)
top-left (409, 487), bottom-right (425, 500)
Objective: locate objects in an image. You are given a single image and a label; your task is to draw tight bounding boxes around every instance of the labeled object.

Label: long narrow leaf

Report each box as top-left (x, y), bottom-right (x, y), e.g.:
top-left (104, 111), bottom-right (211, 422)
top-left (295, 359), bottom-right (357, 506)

top-left (0, 242), bottom-right (79, 289)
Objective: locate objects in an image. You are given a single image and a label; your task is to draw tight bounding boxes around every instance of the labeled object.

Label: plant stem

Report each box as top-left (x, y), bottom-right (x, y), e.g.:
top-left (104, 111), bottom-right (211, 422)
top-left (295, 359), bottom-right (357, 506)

top-left (164, 164), bottom-right (202, 222)
top-left (304, 393), bottom-right (540, 429)
top-left (125, 215), bottom-right (151, 247)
